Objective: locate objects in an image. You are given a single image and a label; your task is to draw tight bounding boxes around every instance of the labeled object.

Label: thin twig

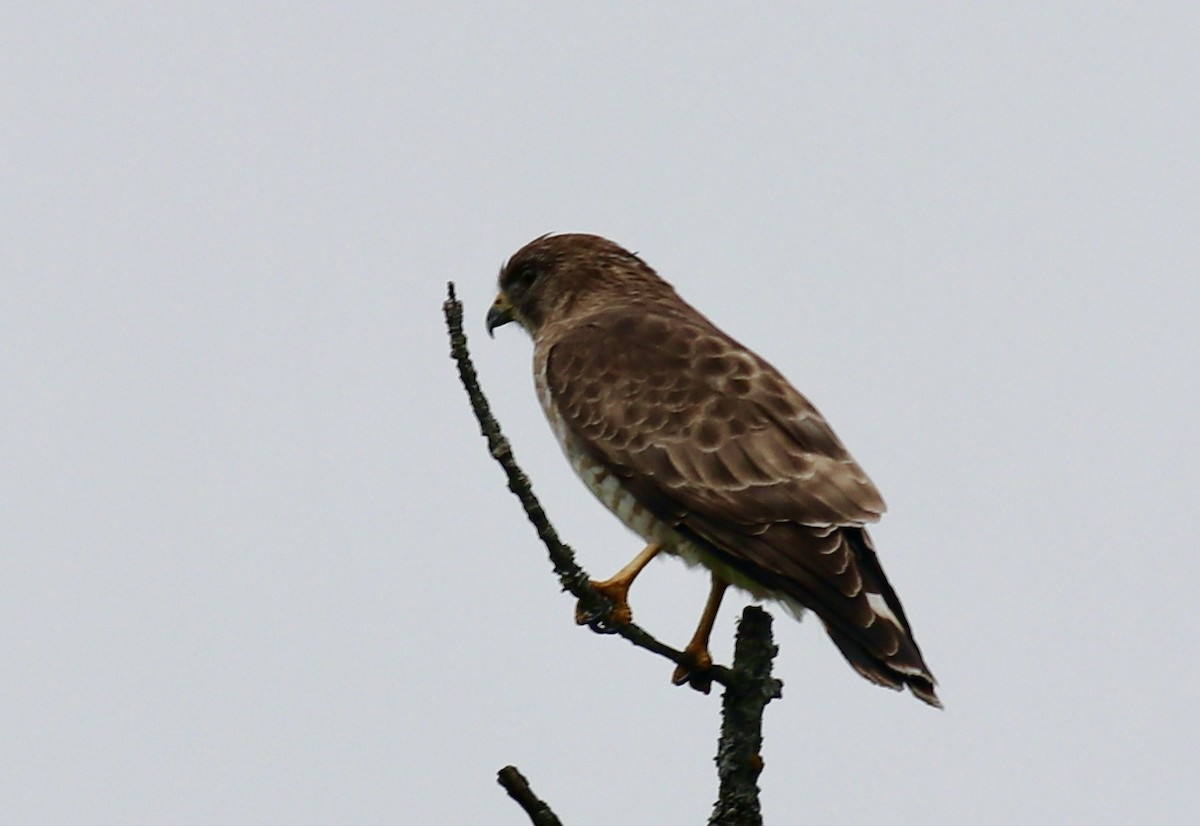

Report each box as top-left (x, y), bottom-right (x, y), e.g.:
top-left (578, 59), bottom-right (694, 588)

top-left (497, 766), bottom-right (565, 826)
top-left (710, 606), bottom-right (783, 826)
top-left (443, 282), bottom-right (732, 687)
top-left (445, 282), bottom-right (782, 821)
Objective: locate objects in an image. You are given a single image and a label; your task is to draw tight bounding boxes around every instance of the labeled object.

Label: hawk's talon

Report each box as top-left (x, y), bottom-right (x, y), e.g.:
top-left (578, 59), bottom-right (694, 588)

top-left (574, 578), bottom-right (634, 630)
top-left (671, 648), bottom-right (715, 694)
top-left (573, 600), bottom-right (604, 627)
top-left (584, 614), bottom-right (621, 635)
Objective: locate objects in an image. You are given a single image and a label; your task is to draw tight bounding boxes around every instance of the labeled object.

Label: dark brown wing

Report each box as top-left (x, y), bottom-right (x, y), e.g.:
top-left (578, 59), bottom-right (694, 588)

top-left (545, 306), bottom-right (939, 705)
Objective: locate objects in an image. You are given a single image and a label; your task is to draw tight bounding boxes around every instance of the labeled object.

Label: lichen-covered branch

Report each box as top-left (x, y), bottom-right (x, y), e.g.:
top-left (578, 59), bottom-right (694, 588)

top-left (497, 766), bottom-right (565, 826)
top-left (710, 606), bottom-right (783, 826)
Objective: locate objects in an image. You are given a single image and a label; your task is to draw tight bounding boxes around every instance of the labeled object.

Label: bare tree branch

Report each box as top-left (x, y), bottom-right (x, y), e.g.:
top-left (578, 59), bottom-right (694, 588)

top-left (497, 766), bottom-right (565, 826)
top-left (710, 606), bottom-right (783, 826)
top-left (443, 282), bottom-right (733, 686)
top-left (444, 283), bottom-right (781, 823)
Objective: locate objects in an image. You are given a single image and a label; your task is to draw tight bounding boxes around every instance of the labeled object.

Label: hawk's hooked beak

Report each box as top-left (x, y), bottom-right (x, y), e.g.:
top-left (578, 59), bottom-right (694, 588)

top-left (486, 293), bottom-right (515, 337)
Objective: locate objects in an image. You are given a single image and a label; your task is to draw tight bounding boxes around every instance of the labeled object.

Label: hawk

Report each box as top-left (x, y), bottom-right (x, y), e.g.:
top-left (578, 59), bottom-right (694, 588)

top-left (486, 233), bottom-right (940, 707)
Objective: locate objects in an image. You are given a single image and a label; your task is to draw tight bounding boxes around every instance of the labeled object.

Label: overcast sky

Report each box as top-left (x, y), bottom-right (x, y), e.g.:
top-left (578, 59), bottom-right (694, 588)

top-left (3, 4), bottom-right (1198, 824)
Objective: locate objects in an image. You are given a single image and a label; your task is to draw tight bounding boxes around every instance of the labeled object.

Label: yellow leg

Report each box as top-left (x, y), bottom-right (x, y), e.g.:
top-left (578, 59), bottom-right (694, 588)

top-left (672, 574), bottom-right (729, 692)
top-left (575, 543), bottom-right (662, 626)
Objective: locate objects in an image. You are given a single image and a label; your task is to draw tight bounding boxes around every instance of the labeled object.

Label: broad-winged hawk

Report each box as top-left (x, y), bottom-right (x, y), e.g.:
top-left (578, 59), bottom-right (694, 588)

top-left (487, 233), bottom-right (939, 707)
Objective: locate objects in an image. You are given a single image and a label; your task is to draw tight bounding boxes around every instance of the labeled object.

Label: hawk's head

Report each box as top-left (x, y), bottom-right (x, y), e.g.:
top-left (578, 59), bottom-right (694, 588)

top-left (486, 233), bottom-right (675, 338)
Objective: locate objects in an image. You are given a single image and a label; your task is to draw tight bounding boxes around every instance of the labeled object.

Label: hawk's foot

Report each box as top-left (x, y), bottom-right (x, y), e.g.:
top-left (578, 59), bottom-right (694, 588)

top-left (574, 578), bottom-right (633, 630)
top-left (574, 544), bottom-right (662, 631)
top-left (671, 646), bottom-right (715, 694)
top-left (669, 573), bottom-right (727, 694)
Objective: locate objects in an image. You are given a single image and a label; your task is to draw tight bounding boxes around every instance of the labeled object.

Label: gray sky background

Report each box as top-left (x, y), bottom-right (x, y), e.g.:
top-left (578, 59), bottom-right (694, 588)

top-left (3, 4), bottom-right (1198, 824)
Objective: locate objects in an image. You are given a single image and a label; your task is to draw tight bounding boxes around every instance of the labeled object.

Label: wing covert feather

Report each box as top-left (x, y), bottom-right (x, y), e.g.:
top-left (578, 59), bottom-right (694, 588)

top-left (544, 309), bottom-right (886, 534)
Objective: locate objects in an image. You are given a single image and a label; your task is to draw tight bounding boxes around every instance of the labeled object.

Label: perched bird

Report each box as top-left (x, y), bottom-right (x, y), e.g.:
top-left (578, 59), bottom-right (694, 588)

top-left (487, 233), bottom-right (939, 707)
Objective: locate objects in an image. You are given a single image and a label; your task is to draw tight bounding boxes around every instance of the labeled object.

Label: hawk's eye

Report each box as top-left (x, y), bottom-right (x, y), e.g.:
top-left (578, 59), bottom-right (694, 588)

top-left (511, 264), bottom-right (538, 291)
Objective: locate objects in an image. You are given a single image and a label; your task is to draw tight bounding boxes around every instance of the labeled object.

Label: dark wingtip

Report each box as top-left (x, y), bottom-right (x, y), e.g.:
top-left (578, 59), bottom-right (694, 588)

top-left (909, 679), bottom-right (943, 709)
